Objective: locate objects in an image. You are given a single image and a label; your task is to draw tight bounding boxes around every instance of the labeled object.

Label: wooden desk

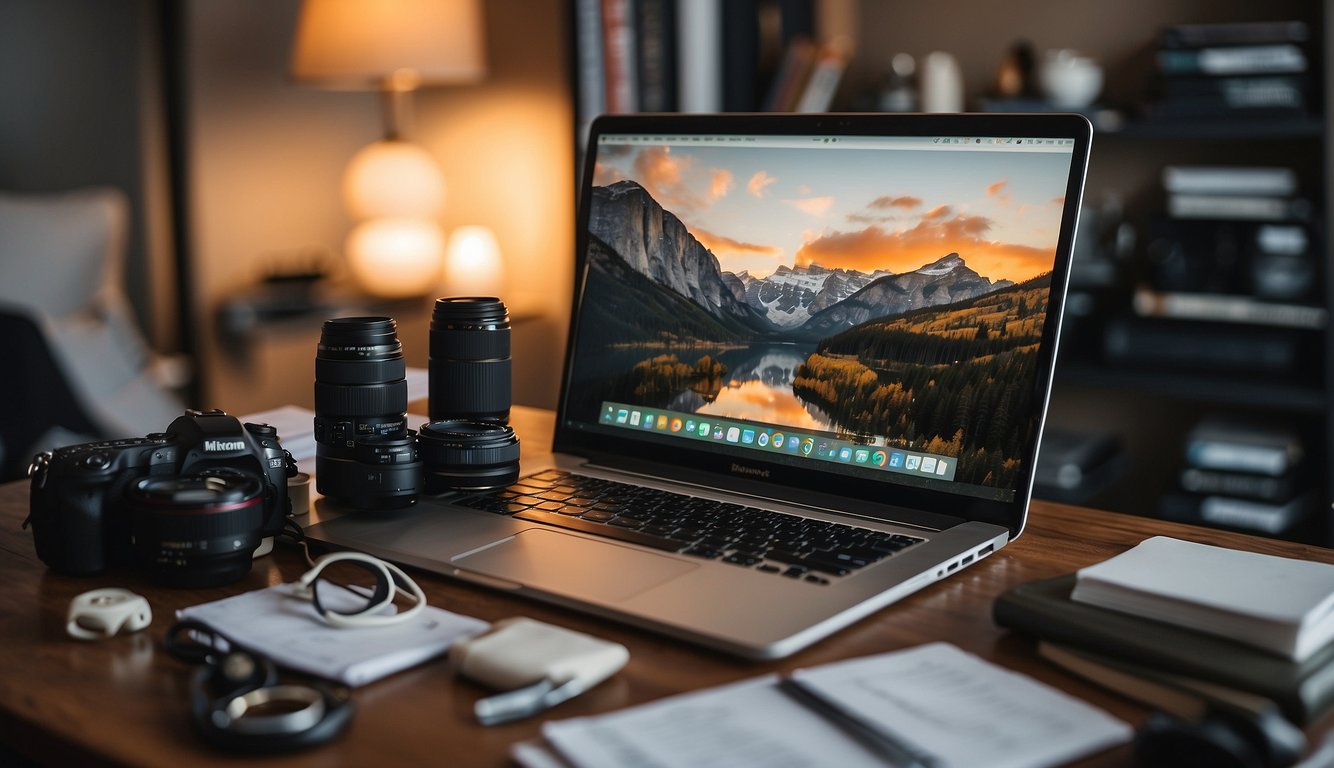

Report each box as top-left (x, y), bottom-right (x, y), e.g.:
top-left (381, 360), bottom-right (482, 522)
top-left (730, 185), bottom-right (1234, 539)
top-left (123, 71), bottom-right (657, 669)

top-left (3, 405), bottom-right (1332, 766)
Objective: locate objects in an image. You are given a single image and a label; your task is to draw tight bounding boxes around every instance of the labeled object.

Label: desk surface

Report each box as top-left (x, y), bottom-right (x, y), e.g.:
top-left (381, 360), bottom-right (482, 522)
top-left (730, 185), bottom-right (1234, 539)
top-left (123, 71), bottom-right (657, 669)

top-left (4, 405), bottom-right (1333, 767)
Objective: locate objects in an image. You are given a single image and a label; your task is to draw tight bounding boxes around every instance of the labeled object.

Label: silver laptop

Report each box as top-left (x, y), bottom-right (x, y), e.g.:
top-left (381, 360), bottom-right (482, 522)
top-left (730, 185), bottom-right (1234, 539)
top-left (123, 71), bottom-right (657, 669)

top-left (307, 113), bottom-right (1091, 659)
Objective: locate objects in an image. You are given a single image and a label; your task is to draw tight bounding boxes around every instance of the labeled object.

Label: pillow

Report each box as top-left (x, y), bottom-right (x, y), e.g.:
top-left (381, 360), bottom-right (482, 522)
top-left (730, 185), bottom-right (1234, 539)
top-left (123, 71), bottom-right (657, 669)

top-left (0, 187), bottom-right (127, 319)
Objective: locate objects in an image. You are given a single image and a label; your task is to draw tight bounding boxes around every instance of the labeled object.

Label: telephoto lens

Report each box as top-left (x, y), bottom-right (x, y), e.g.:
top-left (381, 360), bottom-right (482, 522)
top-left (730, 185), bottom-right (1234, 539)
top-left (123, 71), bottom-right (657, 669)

top-left (418, 420), bottom-right (520, 494)
top-left (314, 316), bottom-right (422, 509)
top-left (127, 468), bottom-right (265, 588)
top-left (429, 297), bottom-right (511, 424)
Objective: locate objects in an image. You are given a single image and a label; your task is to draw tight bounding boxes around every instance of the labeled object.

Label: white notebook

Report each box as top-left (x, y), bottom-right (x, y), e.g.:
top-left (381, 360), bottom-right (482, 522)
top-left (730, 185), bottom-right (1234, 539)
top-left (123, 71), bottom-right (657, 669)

top-left (1072, 536), bottom-right (1334, 661)
top-left (517, 643), bottom-right (1130, 768)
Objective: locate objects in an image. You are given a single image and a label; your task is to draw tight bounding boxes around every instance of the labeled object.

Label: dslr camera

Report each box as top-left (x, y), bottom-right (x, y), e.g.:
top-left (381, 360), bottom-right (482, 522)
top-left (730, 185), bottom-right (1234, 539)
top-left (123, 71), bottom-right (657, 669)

top-left (26, 409), bottom-right (297, 587)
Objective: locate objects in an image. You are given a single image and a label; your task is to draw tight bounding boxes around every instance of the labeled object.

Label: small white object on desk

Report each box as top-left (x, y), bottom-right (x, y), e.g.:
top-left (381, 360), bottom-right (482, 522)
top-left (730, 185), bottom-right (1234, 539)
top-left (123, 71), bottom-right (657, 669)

top-left (454, 617), bottom-right (629, 725)
top-left (1072, 536), bottom-right (1334, 662)
top-left (67, 588), bottom-right (152, 640)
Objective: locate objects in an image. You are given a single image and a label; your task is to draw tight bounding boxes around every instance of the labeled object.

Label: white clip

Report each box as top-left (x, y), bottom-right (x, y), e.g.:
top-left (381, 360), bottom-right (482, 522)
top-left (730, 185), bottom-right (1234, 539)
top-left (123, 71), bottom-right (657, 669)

top-left (67, 588), bottom-right (152, 640)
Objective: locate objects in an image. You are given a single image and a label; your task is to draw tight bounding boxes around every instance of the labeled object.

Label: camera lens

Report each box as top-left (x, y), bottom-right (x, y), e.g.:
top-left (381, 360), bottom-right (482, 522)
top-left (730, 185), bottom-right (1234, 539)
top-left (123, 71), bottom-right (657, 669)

top-left (418, 420), bottom-right (520, 493)
top-left (127, 468), bottom-right (265, 588)
top-left (429, 297), bottom-right (511, 424)
top-left (315, 316), bottom-right (420, 509)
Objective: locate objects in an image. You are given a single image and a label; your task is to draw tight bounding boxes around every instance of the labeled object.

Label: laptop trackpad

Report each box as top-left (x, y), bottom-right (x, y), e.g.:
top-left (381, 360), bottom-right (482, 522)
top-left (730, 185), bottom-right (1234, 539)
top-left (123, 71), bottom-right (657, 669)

top-left (454, 529), bottom-right (697, 602)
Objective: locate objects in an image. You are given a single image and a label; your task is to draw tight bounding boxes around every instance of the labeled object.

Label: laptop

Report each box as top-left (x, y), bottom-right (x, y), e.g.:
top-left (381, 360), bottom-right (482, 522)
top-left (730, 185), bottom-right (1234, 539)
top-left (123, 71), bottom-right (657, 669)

top-left (307, 113), bottom-right (1092, 659)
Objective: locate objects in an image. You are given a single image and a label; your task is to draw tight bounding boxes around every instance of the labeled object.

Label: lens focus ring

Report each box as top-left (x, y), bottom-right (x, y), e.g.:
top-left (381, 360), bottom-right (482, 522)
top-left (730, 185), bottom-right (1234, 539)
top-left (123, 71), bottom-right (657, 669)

top-left (314, 379), bottom-right (407, 416)
top-left (315, 356), bottom-right (406, 385)
top-left (429, 328), bottom-right (511, 360)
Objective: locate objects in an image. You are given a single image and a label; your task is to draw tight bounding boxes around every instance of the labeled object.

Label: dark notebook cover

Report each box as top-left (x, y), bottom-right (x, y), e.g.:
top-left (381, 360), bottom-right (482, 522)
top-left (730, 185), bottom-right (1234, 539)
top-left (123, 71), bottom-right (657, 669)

top-left (993, 573), bottom-right (1334, 725)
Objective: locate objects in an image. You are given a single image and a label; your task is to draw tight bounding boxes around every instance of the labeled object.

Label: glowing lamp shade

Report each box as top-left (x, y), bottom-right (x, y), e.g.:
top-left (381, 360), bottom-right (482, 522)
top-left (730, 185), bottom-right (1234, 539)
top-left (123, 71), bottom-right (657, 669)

top-left (444, 225), bottom-right (504, 296)
top-left (291, 0), bottom-right (486, 88)
top-left (346, 218), bottom-right (446, 297)
top-left (342, 139), bottom-right (446, 219)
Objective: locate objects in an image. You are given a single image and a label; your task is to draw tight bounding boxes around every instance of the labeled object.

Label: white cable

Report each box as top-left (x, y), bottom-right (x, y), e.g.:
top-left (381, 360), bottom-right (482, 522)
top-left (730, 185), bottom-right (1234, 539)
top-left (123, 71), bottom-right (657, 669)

top-left (291, 551), bottom-right (426, 628)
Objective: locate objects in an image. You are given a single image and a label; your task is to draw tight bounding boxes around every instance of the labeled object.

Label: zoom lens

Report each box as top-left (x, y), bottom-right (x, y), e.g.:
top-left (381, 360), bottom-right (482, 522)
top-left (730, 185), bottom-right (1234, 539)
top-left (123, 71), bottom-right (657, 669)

top-left (315, 316), bottom-right (420, 509)
top-left (128, 468), bottom-right (264, 588)
top-left (418, 420), bottom-right (520, 493)
top-left (429, 297), bottom-right (511, 424)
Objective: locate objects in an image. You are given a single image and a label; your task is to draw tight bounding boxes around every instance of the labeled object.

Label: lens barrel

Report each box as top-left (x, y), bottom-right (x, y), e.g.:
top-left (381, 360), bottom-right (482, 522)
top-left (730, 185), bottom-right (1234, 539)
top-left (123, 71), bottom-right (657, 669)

top-left (315, 316), bottom-right (419, 509)
top-left (429, 297), bottom-right (511, 424)
top-left (127, 468), bottom-right (264, 588)
top-left (418, 420), bottom-right (520, 493)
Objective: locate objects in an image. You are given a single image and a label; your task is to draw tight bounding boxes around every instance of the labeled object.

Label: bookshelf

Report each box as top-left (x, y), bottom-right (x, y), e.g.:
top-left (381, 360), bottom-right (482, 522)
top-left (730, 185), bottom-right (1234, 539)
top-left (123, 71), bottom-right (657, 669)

top-left (566, 0), bottom-right (1332, 544)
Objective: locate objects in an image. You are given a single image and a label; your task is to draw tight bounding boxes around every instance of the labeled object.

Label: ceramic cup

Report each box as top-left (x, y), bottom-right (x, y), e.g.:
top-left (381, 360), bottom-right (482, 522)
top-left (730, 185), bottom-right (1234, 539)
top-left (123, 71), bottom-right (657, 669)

top-left (1040, 49), bottom-right (1103, 109)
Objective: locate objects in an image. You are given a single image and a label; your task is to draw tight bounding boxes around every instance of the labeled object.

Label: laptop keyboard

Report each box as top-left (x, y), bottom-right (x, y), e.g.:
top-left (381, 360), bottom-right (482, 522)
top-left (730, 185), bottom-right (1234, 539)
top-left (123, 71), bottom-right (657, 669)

top-left (455, 469), bottom-right (923, 585)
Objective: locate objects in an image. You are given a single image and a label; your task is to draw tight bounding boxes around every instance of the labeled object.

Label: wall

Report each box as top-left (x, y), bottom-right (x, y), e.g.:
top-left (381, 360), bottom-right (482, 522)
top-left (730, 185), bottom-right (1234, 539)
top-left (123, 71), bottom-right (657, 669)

top-left (185, 0), bottom-right (574, 415)
top-left (0, 0), bottom-right (177, 351)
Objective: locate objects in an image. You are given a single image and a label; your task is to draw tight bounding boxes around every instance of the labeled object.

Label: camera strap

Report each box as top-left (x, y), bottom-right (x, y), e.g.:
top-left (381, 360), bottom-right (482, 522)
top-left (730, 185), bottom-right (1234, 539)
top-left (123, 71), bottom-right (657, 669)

top-left (165, 620), bottom-right (354, 753)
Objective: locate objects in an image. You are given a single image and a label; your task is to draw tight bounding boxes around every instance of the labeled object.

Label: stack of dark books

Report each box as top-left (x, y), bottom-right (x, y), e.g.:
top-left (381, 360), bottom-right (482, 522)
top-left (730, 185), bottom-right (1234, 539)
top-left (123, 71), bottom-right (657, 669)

top-left (1145, 20), bottom-right (1312, 121)
top-left (1160, 416), bottom-right (1309, 536)
top-left (1105, 164), bottom-right (1323, 378)
top-left (995, 537), bottom-right (1334, 727)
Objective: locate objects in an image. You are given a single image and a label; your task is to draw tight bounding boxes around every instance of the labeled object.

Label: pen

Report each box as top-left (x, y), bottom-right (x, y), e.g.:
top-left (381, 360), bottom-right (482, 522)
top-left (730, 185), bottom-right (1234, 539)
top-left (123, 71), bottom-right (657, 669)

top-left (778, 677), bottom-right (939, 768)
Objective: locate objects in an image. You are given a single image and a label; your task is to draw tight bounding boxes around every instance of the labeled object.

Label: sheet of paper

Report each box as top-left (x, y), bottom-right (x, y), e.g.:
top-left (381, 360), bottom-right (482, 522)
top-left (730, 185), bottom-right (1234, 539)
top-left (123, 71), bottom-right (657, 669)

top-left (540, 676), bottom-right (888, 768)
top-left (791, 642), bottom-right (1133, 768)
top-left (179, 583), bottom-right (488, 687)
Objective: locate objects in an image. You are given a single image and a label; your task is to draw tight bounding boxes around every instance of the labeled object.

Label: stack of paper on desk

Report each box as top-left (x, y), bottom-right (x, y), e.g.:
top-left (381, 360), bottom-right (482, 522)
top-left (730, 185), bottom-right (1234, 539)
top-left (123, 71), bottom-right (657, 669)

top-left (513, 643), bottom-right (1131, 768)
top-left (1071, 536), bottom-right (1334, 661)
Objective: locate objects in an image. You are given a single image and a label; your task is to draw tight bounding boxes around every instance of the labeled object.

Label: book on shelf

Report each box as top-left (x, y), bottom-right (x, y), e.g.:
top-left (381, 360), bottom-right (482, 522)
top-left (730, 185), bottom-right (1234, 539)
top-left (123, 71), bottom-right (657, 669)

top-left (1147, 21), bottom-right (1312, 122)
top-left (793, 37), bottom-right (851, 113)
top-left (1160, 492), bottom-right (1312, 536)
top-left (1071, 536), bottom-right (1334, 661)
top-left (1160, 20), bottom-right (1309, 49)
top-left (1167, 193), bottom-right (1309, 222)
top-left (1157, 44), bottom-right (1307, 76)
top-left (634, 0), bottom-right (677, 112)
top-left (1180, 467), bottom-right (1296, 503)
top-left (763, 35), bottom-right (817, 111)
top-left (676, 0), bottom-right (722, 112)
top-left (720, 0), bottom-right (760, 111)
top-left (993, 572), bottom-right (1334, 724)
top-left (1102, 315), bottom-right (1301, 375)
top-left (1151, 75), bottom-right (1308, 116)
top-left (1184, 416), bottom-right (1303, 477)
top-left (573, 0), bottom-right (607, 146)
top-left (600, 0), bottom-right (638, 114)
top-left (1132, 287), bottom-right (1327, 330)
top-left (1162, 165), bottom-right (1298, 197)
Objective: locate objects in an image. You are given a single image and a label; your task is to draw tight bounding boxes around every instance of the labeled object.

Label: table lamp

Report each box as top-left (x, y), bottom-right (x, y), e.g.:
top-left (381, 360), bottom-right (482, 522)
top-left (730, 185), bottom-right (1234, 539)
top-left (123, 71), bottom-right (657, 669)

top-left (291, 0), bottom-right (486, 298)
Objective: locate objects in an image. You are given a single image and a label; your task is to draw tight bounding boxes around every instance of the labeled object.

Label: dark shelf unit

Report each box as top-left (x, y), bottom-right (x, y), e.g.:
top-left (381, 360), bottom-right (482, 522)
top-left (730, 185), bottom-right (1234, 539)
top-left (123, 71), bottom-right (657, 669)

top-left (1044, 6), bottom-right (1332, 544)
top-left (1056, 361), bottom-right (1328, 414)
top-left (1101, 116), bottom-right (1326, 141)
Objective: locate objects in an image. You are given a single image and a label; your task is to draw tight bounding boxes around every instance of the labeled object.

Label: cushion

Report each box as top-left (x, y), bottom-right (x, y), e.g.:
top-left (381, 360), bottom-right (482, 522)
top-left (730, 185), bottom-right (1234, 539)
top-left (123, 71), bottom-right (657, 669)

top-left (0, 187), bottom-right (126, 319)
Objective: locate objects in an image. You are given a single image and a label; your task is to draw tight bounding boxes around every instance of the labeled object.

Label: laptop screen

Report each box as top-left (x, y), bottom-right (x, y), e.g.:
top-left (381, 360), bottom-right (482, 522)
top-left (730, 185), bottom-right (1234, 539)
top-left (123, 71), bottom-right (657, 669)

top-left (558, 114), bottom-right (1089, 533)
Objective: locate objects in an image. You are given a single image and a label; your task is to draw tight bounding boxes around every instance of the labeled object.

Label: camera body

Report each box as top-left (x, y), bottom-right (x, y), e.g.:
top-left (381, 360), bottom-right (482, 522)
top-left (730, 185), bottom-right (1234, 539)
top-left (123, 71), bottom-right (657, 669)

top-left (27, 409), bottom-right (296, 577)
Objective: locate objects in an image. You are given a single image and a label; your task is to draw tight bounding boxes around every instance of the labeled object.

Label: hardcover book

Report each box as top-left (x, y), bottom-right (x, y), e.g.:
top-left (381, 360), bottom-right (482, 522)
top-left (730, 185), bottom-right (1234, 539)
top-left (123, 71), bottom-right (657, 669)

top-left (994, 573), bottom-right (1334, 724)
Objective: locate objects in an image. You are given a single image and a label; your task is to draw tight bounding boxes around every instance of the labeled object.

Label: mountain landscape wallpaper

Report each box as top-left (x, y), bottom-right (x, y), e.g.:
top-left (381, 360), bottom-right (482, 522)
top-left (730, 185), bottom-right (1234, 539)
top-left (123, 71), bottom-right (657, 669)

top-left (570, 140), bottom-right (1073, 489)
